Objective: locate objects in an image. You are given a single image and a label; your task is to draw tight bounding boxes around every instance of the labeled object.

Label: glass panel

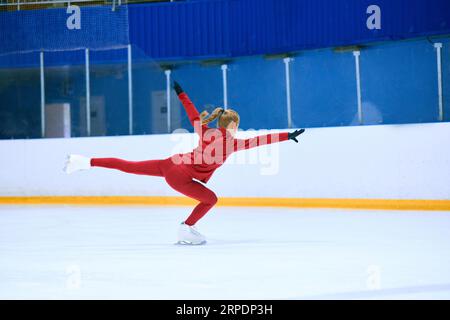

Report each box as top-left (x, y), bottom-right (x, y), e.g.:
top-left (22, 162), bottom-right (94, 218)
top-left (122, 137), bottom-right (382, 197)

top-left (90, 48), bottom-right (128, 137)
top-left (0, 52), bottom-right (41, 139)
top-left (291, 49), bottom-right (357, 128)
top-left (45, 50), bottom-right (86, 138)
top-left (228, 56), bottom-right (287, 130)
top-left (360, 40), bottom-right (438, 125)
top-left (132, 45), bottom-right (166, 135)
top-left (171, 62), bottom-right (222, 133)
top-left (1, 38), bottom-right (448, 141)
top-left (442, 38), bottom-right (450, 122)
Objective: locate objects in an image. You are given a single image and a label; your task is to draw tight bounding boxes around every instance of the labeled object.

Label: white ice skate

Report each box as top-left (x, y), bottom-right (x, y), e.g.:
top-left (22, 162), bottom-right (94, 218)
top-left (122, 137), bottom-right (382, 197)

top-left (177, 222), bottom-right (207, 245)
top-left (63, 154), bottom-right (91, 174)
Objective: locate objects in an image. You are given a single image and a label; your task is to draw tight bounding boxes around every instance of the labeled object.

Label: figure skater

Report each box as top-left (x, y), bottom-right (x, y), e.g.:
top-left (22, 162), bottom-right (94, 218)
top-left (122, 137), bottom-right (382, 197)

top-left (64, 81), bottom-right (305, 245)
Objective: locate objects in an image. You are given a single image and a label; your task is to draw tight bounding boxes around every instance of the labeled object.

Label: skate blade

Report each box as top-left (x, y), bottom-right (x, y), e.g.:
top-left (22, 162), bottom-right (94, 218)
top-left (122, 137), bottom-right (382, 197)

top-left (175, 240), bottom-right (207, 246)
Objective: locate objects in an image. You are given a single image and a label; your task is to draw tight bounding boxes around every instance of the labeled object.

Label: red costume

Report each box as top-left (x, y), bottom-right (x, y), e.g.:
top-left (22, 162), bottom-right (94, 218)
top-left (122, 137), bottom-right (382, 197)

top-left (91, 92), bottom-right (289, 225)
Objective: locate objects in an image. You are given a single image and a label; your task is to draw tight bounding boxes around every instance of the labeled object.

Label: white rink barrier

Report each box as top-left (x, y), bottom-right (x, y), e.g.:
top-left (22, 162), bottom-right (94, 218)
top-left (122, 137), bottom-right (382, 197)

top-left (0, 122), bottom-right (449, 202)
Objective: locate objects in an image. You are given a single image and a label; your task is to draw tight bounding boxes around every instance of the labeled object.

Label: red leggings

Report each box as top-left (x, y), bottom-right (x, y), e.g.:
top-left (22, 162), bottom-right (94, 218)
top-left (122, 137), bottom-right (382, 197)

top-left (90, 158), bottom-right (218, 226)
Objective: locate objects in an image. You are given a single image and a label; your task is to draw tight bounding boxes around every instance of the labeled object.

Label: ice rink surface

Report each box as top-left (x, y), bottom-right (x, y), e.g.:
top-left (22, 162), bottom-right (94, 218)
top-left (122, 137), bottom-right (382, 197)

top-left (1, 205), bottom-right (450, 300)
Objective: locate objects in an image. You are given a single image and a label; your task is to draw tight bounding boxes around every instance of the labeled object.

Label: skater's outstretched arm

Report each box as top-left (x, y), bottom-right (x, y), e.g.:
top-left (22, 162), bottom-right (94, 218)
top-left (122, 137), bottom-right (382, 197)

top-left (234, 129), bottom-right (305, 152)
top-left (173, 81), bottom-right (206, 134)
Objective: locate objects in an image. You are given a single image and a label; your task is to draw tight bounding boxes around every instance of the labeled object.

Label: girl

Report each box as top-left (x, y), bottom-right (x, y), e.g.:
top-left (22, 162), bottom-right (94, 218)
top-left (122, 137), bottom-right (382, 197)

top-left (64, 81), bottom-right (305, 245)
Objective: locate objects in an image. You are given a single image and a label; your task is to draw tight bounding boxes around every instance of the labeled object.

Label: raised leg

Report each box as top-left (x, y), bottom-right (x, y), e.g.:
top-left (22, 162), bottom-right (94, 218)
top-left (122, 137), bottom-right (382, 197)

top-left (91, 158), bottom-right (164, 177)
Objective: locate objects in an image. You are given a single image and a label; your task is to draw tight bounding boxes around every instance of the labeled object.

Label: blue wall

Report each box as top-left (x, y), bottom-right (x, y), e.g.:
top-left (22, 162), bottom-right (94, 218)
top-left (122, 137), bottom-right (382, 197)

top-left (1, 0), bottom-right (450, 65)
top-left (129, 0), bottom-right (450, 60)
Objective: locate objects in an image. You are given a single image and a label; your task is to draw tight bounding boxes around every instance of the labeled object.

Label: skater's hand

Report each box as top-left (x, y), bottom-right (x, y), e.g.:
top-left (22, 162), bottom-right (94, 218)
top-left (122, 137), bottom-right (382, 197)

top-left (288, 129), bottom-right (305, 143)
top-left (173, 81), bottom-right (184, 95)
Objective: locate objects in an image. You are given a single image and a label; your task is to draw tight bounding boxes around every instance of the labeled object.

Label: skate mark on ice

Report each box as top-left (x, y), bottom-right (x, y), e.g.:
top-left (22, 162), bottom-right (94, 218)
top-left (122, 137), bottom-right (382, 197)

top-left (205, 239), bottom-right (333, 247)
top-left (298, 283), bottom-right (450, 300)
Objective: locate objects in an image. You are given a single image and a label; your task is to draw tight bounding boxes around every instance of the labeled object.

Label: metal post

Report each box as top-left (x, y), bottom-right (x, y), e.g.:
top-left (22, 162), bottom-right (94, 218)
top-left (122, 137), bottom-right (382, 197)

top-left (283, 57), bottom-right (293, 129)
top-left (85, 49), bottom-right (91, 136)
top-left (353, 50), bottom-right (363, 125)
top-left (128, 44), bottom-right (133, 135)
top-left (40, 52), bottom-right (45, 138)
top-left (434, 43), bottom-right (444, 121)
top-left (17, 0), bottom-right (20, 11)
top-left (221, 64), bottom-right (228, 109)
top-left (165, 69), bottom-right (172, 133)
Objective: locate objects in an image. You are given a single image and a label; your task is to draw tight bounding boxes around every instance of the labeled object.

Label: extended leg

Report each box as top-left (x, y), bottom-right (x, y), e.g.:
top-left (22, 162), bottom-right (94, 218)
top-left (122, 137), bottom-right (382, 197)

top-left (91, 158), bottom-right (164, 177)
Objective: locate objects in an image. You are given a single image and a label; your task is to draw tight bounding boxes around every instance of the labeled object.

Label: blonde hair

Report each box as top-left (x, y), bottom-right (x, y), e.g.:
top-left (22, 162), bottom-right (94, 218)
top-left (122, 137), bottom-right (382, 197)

top-left (200, 107), bottom-right (240, 128)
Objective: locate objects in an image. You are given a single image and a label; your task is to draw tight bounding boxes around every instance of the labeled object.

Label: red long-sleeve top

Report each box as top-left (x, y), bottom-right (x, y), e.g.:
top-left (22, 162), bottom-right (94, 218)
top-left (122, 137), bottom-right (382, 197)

top-left (171, 93), bottom-right (289, 183)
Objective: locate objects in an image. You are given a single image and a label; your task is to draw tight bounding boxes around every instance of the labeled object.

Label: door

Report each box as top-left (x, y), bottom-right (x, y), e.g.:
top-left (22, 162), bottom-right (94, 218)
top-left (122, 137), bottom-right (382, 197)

top-left (45, 103), bottom-right (71, 138)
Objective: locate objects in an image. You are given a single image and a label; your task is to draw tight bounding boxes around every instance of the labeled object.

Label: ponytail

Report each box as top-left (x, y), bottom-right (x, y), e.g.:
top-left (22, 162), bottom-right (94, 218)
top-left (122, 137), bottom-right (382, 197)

top-left (200, 107), bottom-right (240, 129)
top-left (200, 107), bottom-right (224, 125)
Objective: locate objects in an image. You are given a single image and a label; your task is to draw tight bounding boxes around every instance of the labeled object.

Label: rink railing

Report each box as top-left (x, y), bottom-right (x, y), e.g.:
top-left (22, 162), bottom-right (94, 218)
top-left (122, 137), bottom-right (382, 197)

top-left (1, 122), bottom-right (449, 208)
